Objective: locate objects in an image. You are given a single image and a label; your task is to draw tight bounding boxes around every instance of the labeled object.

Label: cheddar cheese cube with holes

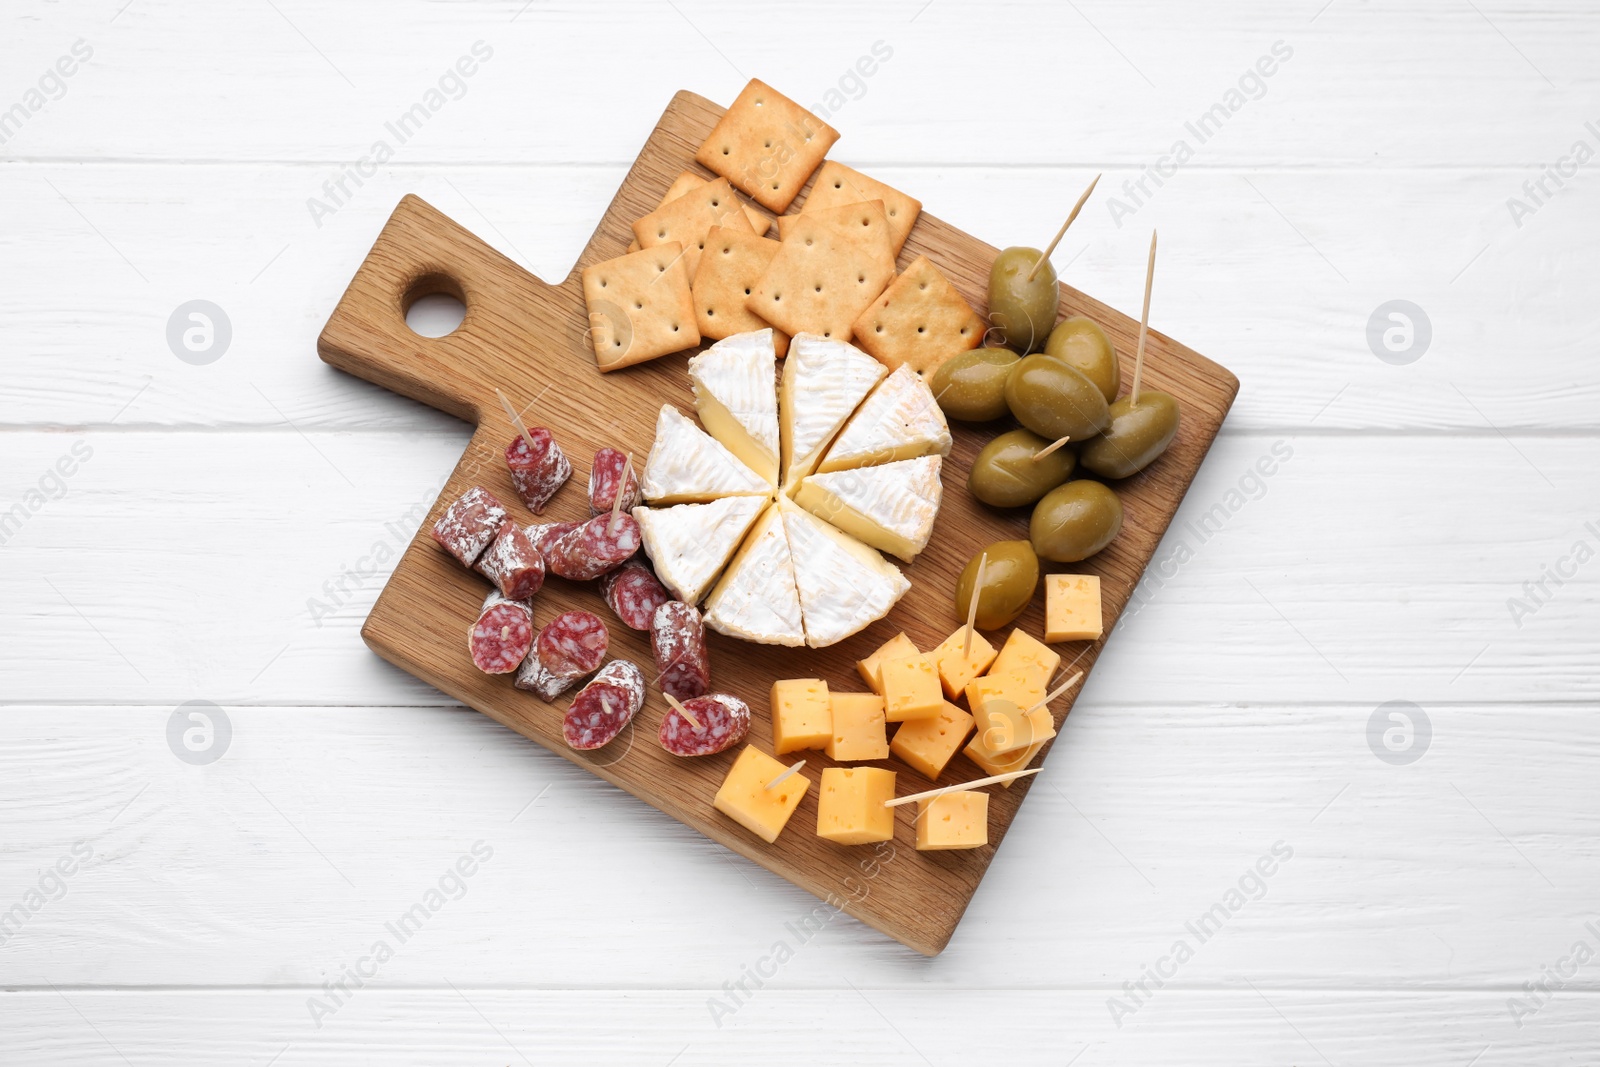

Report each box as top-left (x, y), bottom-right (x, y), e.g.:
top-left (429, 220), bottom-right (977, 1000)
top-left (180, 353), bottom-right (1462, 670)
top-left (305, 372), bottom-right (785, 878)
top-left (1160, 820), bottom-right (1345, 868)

top-left (825, 692), bottom-right (889, 762)
top-left (889, 701), bottom-right (974, 780)
top-left (970, 699), bottom-right (1056, 758)
top-left (880, 653), bottom-right (944, 722)
top-left (991, 627), bottom-right (1062, 682)
top-left (816, 767), bottom-right (896, 845)
top-left (965, 668), bottom-right (1048, 718)
top-left (857, 632), bottom-right (919, 694)
top-left (1045, 574), bottom-right (1104, 642)
top-left (930, 626), bottom-right (998, 701)
top-left (915, 790), bottom-right (988, 851)
top-left (770, 678), bottom-right (831, 755)
top-left (713, 745), bottom-right (810, 844)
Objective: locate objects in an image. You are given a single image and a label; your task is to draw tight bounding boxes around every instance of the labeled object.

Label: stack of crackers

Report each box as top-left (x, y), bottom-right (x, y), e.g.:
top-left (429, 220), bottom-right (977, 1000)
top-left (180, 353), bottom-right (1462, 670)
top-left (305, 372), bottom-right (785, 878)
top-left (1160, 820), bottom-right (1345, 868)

top-left (582, 79), bottom-right (985, 378)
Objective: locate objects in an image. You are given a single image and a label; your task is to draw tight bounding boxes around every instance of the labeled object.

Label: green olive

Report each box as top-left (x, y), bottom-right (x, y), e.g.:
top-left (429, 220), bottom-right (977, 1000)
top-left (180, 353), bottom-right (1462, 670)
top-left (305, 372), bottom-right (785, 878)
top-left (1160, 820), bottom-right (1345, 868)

top-left (1079, 391), bottom-right (1181, 479)
top-left (1044, 316), bottom-right (1120, 402)
top-left (1004, 354), bottom-right (1111, 441)
top-left (987, 246), bottom-right (1059, 355)
top-left (929, 348), bottom-right (1019, 422)
top-left (967, 428), bottom-right (1076, 508)
top-left (954, 540), bottom-right (1040, 630)
top-left (1030, 480), bottom-right (1123, 562)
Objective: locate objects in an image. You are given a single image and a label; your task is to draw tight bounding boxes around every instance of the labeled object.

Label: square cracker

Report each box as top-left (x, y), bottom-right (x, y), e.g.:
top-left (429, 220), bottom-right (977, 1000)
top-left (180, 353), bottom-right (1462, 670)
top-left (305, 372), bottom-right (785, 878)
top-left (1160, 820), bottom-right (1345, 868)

top-left (692, 226), bottom-right (791, 355)
top-left (696, 79), bottom-right (840, 213)
top-left (801, 161), bottom-right (922, 257)
top-left (777, 200), bottom-right (895, 267)
top-left (747, 214), bottom-right (895, 342)
top-left (850, 254), bottom-right (983, 375)
top-left (632, 176), bottom-right (756, 280)
top-left (581, 243), bottom-right (700, 372)
top-left (628, 171), bottom-right (771, 252)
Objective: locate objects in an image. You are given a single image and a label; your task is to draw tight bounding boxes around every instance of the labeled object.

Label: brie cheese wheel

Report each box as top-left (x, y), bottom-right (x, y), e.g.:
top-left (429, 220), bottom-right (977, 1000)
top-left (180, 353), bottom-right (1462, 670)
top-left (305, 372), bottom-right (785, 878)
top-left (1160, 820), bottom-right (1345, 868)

top-left (793, 455), bottom-right (943, 561)
top-left (633, 495), bottom-right (767, 605)
top-left (703, 504), bottom-right (806, 646)
top-left (688, 330), bottom-right (780, 487)
top-left (779, 333), bottom-right (886, 494)
top-left (818, 364), bottom-right (952, 473)
top-left (639, 405), bottom-right (771, 505)
top-left (778, 499), bottom-right (910, 648)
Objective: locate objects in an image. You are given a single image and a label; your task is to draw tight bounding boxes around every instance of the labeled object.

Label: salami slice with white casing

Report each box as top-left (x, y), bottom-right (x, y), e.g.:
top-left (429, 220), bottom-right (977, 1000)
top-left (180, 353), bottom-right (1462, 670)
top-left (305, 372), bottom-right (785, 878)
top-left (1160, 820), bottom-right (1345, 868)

top-left (505, 429), bottom-right (571, 513)
top-left (432, 486), bottom-right (507, 567)
top-left (651, 600), bottom-right (710, 702)
top-left (564, 660), bottom-right (645, 750)
top-left (545, 513), bottom-right (641, 581)
top-left (588, 446), bottom-right (642, 516)
top-left (475, 522), bottom-right (546, 601)
top-left (468, 591), bottom-right (533, 675)
top-left (599, 561), bottom-right (672, 631)
top-left (514, 610), bottom-right (609, 701)
top-left (659, 694), bottom-right (750, 757)
top-left (526, 520), bottom-right (582, 560)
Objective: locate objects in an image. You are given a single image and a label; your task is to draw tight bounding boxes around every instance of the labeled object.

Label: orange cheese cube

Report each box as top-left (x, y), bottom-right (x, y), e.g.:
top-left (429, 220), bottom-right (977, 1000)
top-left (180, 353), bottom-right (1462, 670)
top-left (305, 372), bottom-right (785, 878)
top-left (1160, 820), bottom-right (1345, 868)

top-left (881, 653), bottom-right (944, 722)
top-left (991, 628), bottom-right (1061, 683)
top-left (964, 720), bottom-right (1048, 782)
top-left (915, 790), bottom-right (988, 850)
top-left (930, 626), bottom-right (998, 700)
top-left (964, 668), bottom-right (1048, 718)
top-left (825, 692), bottom-right (889, 762)
top-left (713, 745), bottom-right (810, 843)
top-left (816, 767), bottom-right (896, 845)
top-left (771, 678), bottom-right (831, 754)
top-left (857, 632), bottom-right (919, 694)
top-left (1045, 574), bottom-right (1103, 642)
top-left (889, 701), bottom-right (974, 780)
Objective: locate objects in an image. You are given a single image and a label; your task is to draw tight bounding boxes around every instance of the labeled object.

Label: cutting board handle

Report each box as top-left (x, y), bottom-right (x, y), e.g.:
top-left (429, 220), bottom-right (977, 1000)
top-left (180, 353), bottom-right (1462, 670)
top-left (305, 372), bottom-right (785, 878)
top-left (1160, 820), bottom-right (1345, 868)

top-left (318, 194), bottom-right (583, 424)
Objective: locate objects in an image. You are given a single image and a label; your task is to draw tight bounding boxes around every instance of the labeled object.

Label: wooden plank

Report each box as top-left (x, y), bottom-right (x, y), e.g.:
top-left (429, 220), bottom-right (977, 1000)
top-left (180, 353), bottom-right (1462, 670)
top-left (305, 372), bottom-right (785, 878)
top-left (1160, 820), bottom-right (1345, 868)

top-left (313, 89), bottom-right (1238, 955)
top-left (1, 704), bottom-right (1596, 987)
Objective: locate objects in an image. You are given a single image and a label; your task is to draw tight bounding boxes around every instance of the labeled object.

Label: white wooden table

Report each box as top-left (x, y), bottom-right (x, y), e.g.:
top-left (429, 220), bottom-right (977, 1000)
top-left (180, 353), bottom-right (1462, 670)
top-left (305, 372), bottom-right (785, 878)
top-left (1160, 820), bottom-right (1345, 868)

top-left (3, 1), bottom-right (1597, 1062)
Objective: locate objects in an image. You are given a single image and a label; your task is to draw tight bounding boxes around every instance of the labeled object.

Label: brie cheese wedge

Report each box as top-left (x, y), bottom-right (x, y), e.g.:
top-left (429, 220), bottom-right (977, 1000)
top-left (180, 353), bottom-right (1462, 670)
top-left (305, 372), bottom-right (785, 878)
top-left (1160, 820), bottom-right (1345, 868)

top-left (639, 405), bottom-right (771, 505)
top-left (779, 333), bottom-right (886, 494)
top-left (793, 455), bottom-right (943, 561)
top-left (688, 329), bottom-right (780, 487)
top-left (703, 503), bottom-right (806, 646)
top-left (778, 499), bottom-right (910, 648)
top-left (819, 364), bottom-right (952, 473)
top-left (633, 495), bottom-right (767, 605)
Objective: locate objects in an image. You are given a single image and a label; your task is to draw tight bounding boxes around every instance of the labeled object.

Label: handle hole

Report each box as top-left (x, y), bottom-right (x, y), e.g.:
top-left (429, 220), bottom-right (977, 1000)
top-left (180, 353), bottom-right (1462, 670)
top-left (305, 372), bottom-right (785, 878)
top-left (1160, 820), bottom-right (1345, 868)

top-left (401, 272), bottom-right (467, 338)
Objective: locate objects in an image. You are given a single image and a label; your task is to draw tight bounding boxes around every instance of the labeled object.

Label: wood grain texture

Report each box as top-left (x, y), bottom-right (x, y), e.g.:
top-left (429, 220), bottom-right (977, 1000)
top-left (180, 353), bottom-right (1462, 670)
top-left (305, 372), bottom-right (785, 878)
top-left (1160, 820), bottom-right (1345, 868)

top-left (315, 91), bottom-right (1237, 955)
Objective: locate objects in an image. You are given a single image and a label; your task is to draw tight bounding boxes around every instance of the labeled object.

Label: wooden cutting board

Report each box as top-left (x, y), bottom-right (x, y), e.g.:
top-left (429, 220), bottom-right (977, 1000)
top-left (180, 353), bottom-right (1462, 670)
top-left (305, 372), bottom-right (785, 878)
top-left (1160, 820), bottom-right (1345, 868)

top-left (318, 90), bottom-right (1238, 956)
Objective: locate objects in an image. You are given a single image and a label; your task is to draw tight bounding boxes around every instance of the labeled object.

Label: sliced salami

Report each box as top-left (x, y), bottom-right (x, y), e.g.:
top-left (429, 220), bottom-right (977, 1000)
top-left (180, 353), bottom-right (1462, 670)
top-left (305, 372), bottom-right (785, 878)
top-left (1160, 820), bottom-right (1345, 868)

top-left (599, 561), bottom-right (672, 631)
top-left (468, 592), bottom-right (533, 675)
top-left (659, 693), bottom-right (750, 757)
top-left (544, 513), bottom-right (642, 581)
top-left (432, 486), bottom-right (507, 567)
top-left (505, 429), bottom-right (572, 513)
top-left (526, 520), bottom-right (582, 560)
top-left (651, 600), bottom-right (711, 702)
top-left (587, 447), bottom-right (641, 516)
top-left (534, 610), bottom-right (610, 679)
top-left (564, 660), bottom-right (646, 750)
top-left (475, 522), bottom-right (546, 601)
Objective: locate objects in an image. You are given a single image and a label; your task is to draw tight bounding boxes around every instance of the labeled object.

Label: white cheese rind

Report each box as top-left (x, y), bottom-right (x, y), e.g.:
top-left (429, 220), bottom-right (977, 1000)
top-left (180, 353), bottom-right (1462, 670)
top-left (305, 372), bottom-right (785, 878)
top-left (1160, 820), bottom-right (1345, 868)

top-left (688, 330), bottom-right (780, 487)
top-left (779, 333), bottom-right (886, 494)
top-left (819, 364), bottom-right (952, 473)
top-left (703, 504), bottom-right (807, 647)
top-left (633, 496), bottom-right (767, 605)
top-left (639, 405), bottom-right (772, 505)
top-left (793, 455), bottom-right (943, 561)
top-left (778, 500), bottom-right (910, 648)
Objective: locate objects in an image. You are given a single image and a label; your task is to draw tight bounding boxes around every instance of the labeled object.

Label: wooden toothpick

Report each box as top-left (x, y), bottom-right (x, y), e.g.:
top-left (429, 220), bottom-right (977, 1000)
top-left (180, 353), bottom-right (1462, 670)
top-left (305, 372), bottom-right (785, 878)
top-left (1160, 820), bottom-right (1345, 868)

top-left (765, 759), bottom-right (806, 791)
top-left (1025, 670), bottom-right (1084, 714)
top-left (1025, 173), bottom-right (1102, 283)
top-left (963, 552), bottom-right (988, 658)
top-left (1032, 435), bottom-right (1072, 462)
top-left (885, 769), bottom-right (1041, 808)
top-left (664, 692), bottom-right (700, 730)
top-left (495, 387), bottom-right (538, 455)
top-left (609, 451), bottom-right (634, 534)
top-left (1130, 229), bottom-right (1157, 407)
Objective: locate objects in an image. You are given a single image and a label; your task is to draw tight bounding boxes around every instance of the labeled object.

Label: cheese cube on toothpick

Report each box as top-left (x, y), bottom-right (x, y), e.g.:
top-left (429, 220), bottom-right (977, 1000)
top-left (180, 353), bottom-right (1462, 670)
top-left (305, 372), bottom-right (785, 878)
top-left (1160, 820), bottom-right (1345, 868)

top-left (880, 654), bottom-right (944, 722)
top-left (713, 746), bottom-right (810, 844)
top-left (816, 767), bottom-right (896, 845)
